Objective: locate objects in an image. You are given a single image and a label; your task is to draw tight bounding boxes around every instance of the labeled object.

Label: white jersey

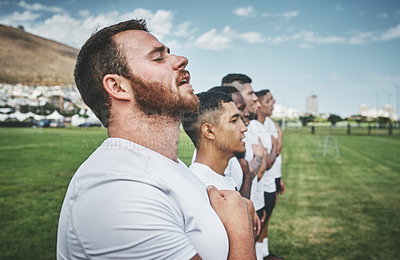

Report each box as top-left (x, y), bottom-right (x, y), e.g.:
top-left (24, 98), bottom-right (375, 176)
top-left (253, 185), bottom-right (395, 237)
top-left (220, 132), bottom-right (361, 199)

top-left (264, 117), bottom-right (282, 178)
top-left (245, 120), bottom-right (276, 193)
top-left (190, 162), bottom-right (238, 191)
top-left (57, 138), bottom-right (228, 260)
top-left (224, 157), bottom-right (243, 190)
top-left (192, 149), bottom-right (244, 190)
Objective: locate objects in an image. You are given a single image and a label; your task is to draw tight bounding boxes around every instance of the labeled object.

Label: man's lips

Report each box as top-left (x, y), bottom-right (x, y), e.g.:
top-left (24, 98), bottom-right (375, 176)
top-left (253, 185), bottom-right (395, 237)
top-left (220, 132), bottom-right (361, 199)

top-left (178, 72), bottom-right (191, 87)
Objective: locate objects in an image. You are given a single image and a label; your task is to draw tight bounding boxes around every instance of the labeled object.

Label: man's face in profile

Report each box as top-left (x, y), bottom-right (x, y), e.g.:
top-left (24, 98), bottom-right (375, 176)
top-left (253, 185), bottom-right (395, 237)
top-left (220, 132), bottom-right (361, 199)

top-left (231, 92), bottom-right (250, 126)
top-left (114, 30), bottom-right (199, 117)
top-left (239, 83), bottom-right (260, 115)
top-left (213, 102), bottom-right (247, 156)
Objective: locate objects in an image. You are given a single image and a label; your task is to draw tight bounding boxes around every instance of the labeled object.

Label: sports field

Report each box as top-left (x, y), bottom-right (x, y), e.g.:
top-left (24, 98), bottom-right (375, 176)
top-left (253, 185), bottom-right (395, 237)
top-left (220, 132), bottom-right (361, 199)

top-left (0, 127), bottom-right (399, 259)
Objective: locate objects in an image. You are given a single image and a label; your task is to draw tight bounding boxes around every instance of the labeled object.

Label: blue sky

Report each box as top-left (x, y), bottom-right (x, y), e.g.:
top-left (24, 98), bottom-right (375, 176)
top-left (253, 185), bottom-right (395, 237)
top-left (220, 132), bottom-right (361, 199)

top-left (1, 0), bottom-right (399, 117)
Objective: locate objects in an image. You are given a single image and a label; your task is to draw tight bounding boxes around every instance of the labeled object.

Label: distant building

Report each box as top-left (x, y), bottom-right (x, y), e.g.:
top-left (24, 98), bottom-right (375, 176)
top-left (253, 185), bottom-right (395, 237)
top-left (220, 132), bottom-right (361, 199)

top-left (358, 103), bottom-right (398, 121)
top-left (383, 104), bottom-right (395, 116)
top-left (305, 95), bottom-right (318, 115)
top-left (359, 104), bottom-right (369, 115)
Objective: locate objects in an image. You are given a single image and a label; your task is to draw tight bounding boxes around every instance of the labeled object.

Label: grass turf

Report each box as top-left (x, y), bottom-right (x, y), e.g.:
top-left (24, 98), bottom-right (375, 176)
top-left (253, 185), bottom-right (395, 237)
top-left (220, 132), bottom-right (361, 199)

top-left (0, 127), bottom-right (399, 259)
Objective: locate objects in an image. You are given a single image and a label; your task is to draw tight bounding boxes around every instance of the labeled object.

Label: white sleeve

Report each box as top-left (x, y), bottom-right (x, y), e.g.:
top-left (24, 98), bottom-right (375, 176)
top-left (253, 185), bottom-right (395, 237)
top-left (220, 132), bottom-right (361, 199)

top-left (69, 180), bottom-right (197, 260)
top-left (244, 131), bottom-right (258, 163)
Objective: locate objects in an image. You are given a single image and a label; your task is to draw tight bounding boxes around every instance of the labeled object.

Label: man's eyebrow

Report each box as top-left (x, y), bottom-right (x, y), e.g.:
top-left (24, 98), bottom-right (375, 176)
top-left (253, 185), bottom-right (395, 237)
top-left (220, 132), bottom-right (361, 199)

top-left (147, 45), bottom-right (170, 56)
top-left (231, 113), bottom-right (240, 120)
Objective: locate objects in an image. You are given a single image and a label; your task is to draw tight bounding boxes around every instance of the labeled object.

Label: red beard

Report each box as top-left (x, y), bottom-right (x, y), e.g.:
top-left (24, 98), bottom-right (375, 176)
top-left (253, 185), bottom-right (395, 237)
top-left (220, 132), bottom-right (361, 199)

top-left (129, 74), bottom-right (199, 119)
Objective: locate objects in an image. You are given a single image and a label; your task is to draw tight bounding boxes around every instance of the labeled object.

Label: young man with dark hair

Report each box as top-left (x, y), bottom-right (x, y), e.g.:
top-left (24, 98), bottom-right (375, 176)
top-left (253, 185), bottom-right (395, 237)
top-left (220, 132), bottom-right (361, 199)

top-left (249, 90), bottom-right (283, 260)
top-left (207, 86), bottom-right (263, 199)
top-left (183, 91), bottom-right (247, 190)
top-left (221, 73), bottom-right (260, 115)
top-left (57, 19), bottom-right (255, 259)
top-left (260, 90), bottom-right (285, 196)
top-left (183, 91), bottom-right (262, 240)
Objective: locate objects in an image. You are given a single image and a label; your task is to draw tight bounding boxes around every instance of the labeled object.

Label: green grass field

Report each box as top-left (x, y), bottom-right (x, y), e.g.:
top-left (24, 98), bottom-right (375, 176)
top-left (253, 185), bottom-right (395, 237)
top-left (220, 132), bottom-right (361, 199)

top-left (0, 127), bottom-right (399, 259)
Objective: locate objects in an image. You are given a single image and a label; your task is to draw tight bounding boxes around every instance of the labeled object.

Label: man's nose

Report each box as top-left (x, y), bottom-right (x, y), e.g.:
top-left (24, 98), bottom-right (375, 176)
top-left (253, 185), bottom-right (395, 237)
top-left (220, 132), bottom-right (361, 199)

top-left (172, 55), bottom-right (188, 70)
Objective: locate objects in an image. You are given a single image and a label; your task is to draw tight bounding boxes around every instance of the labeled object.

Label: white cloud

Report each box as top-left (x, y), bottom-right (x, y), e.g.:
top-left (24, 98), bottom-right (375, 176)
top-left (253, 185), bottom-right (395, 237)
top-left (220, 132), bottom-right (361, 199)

top-left (0, 7), bottom-right (182, 48)
top-left (298, 43), bottom-right (313, 49)
top-left (265, 35), bottom-right (291, 44)
top-left (282, 11), bottom-right (299, 21)
top-left (18, 1), bottom-right (63, 13)
top-left (28, 13), bottom-right (93, 48)
top-left (237, 32), bottom-right (265, 43)
top-left (347, 31), bottom-right (373, 45)
top-left (173, 21), bottom-right (195, 37)
top-left (0, 10), bottom-right (41, 24)
top-left (147, 10), bottom-right (174, 39)
top-left (163, 40), bottom-right (183, 51)
top-left (118, 8), bottom-right (174, 41)
top-left (79, 10), bottom-right (90, 18)
top-left (293, 30), bottom-right (346, 44)
top-left (233, 6), bottom-right (256, 18)
top-left (195, 27), bottom-right (232, 50)
top-left (262, 10), bottom-right (299, 21)
top-left (195, 26), bottom-right (265, 50)
top-left (365, 73), bottom-right (400, 83)
top-left (379, 24), bottom-right (400, 41)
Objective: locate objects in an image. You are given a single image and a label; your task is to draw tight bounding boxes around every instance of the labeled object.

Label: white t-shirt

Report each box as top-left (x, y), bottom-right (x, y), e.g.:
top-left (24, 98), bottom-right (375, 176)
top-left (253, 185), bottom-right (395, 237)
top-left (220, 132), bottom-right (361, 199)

top-left (243, 123), bottom-right (263, 210)
top-left (57, 138), bottom-right (228, 260)
top-left (264, 117), bottom-right (282, 178)
top-left (192, 150), bottom-right (244, 190)
top-left (190, 162), bottom-right (238, 191)
top-left (245, 120), bottom-right (276, 193)
top-left (224, 157), bottom-right (243, 190)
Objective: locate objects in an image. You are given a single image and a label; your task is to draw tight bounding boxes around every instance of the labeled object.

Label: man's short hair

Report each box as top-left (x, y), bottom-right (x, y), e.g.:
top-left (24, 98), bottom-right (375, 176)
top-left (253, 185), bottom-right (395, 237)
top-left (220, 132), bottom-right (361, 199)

top-left (208, 86), bottom-right (239, 97)
top-left (255, 89), bottom-right (270, 98)
top-left (221, 73), bottom-right (252, 92)
top-left (221, 73), bottom-right (252, 84)
top-left (183, 91), bottom-right (232, 147)
top-left (74, 19), bottom-right (148, 127)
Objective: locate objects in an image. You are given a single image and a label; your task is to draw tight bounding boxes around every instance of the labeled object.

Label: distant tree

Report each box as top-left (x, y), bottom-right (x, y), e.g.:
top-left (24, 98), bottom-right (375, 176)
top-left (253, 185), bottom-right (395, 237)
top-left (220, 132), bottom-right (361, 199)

top-left (377, 116), bottom-right (390, 128)
top-left (299, 114), bottom-right (315, 127)
top-left (348, 114), bottom-right (367, 126)
top-left (327, 114), bottom-right (342, 126)
top-left (17, 25), bottom-right (25, 31)
top-left (313, 115), bottom-right (325, 123)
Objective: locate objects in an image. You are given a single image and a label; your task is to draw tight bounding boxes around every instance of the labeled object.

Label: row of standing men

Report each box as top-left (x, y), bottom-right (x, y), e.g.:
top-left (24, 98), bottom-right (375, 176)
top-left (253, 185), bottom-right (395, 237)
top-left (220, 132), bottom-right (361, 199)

top-left (57, 19), bottom-right (285, 260)
top-left (184, 73), bottom-right (286, 260)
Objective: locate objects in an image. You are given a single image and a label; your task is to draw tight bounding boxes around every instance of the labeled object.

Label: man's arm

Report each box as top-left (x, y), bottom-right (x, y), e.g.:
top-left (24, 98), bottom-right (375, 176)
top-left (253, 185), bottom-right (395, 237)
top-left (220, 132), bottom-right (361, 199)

top-left (275, 123), bottom-right (283, 156)
top-left (237, 158), bottom-right (253, 199)
top-left (257, 148), bottom-right (268, 180)
top-left (279, 178), bottom-right (286, 194)
top-left (248, 137), bottom-right (264, 177)
top-left (207, 186), bottom-right (256, 260)
top-left (266, 136), bottom-right (278, 170)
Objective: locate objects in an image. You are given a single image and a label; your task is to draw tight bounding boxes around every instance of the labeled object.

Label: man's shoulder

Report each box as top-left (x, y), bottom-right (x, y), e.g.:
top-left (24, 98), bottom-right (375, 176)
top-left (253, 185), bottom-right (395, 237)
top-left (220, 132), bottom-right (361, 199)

top-left (73, 138), bottom-right (192, 193)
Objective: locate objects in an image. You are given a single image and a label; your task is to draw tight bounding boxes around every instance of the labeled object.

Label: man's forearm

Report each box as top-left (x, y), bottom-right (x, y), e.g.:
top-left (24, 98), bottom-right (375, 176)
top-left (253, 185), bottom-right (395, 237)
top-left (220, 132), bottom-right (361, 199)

top-left (266, 146), bottom-right (277, 170)
top-left (238, 159), bottom-right (255, 199)
top-left (227, 227), bottom-right (256, 260)
top-left (277, 135), bottom-right (283, 155)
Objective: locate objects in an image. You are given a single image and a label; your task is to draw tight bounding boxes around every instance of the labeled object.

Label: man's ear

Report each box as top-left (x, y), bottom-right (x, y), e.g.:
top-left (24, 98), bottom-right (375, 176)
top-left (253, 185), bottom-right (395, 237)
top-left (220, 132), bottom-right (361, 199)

top-left (103, 74), bottom-right (131, 101)
top-left (201, 123), bottom-right (216, 140)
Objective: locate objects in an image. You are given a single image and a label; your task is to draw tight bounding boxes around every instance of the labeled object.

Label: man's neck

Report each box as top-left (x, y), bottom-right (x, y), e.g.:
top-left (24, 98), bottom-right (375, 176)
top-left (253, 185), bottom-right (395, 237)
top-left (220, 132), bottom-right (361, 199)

top-left (108, 113), bottom-right (181, 162)
top-left (257, 113), bottom-right (266, 124)
top-left (195, 145), bottom-right (232, 175)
